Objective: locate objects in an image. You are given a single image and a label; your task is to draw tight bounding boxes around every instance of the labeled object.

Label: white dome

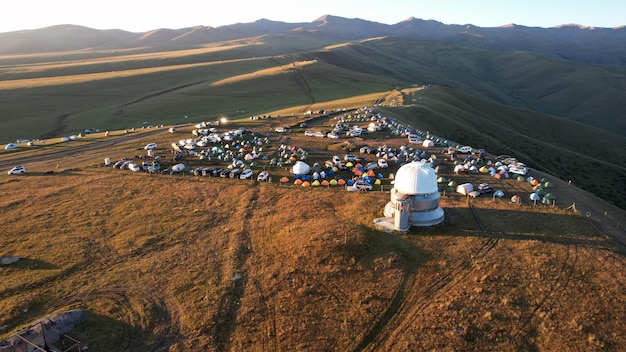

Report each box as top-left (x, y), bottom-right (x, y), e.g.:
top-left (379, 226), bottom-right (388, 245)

top-left (292, 161), bottom-right (310, 175)
top-left (394, 161), bottom-right (438, 195)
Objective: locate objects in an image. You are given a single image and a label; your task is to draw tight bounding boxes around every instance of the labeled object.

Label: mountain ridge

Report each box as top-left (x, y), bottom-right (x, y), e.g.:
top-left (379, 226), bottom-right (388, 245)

top-left (1, 15), bottom-right (625, 64)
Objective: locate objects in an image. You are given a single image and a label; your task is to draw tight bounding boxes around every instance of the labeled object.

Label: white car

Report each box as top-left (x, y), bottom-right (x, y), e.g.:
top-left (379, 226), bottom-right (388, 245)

top-left (332, 155), bottom-right (341, 165)
top-left (144, 143), bottom-right (157, 150)
top-left (7, 166), bottom-right (26, 175)
top-left (257, 170), bottom-right (269, 182)
top-left (457, 146), bottom-right (472, 153)
top-left (239, 169), bottom-right (254, 180)
top-left (327, 132), bottom-right (339, 139)
top-left (377, 159), bottom-right (389, 168)
top-left (5, 143), bottom-right (18, 150)
top-left (275, 127), bottom-right (286, 133)
top-left (128, 163), bottom-right (141, 172)
top-left (304, 130), bottom-right (315, 137)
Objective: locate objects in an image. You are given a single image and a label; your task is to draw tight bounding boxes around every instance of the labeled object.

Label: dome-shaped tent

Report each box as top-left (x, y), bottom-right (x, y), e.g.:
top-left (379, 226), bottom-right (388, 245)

top-left (292, 161), bottom-right (311, 175)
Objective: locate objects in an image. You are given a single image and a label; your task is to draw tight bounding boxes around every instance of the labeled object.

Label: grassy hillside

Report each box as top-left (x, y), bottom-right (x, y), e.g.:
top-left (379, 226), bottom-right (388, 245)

top-left (1, 125), bottom-right (625, 351)
top-left (305, 37), bottom-right (626, 134)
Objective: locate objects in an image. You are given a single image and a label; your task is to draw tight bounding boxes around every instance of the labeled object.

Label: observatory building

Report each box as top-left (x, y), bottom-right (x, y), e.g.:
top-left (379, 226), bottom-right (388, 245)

top-left (374, 161), bottom-right (444, 232)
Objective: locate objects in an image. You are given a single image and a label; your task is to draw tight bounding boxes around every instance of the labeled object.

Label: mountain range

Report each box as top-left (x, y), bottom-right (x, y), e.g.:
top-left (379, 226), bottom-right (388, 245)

top-left (2, 15), bottom-right (625, 65)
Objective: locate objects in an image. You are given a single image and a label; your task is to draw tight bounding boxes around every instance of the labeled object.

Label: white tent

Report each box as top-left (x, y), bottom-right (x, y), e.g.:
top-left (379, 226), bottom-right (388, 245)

top-left (456, 183), bottom-right (474, 195)
top-left (422, 139), bottom-right (434, 147)
top-left (453, 164), bottom-right (466, 174)
top-left (529, 193), bottom-right (541, 201)
top-left (171, 163), bottom-right (185, 173)
top-left (292, 161), bottom-right (311, 175)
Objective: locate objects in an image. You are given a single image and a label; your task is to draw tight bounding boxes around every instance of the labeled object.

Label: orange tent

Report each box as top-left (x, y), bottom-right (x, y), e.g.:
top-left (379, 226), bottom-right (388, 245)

top-left (294, 179), bottom-right (303, 185)
top-left (321, 180), bottom-right (330, 186)
top-left (302, 181), bottom-right (311, 187)
top-left (366, 169), bottom-right (376, 177)
top-left (280, 176), bottom-right (289, 183)
top-left (337, 179), bottom-right (346, 185)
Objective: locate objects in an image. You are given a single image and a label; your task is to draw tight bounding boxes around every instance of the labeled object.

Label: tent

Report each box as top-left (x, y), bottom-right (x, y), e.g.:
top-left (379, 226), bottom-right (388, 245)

top-left (517, 175), bottom-right (526, 182)
top-left (530, 179), bottom-right (540, 186)
top-left (493, 190), bottom-right (505, 198)
top-left (292, 161), bottom-right (311, 175)
top-left (456, 183), bottom-right (474, 195)
top-left (479, 166), bottom-right (489, 173)
top-left (312, 180), bottom-right (321, 187)
top-left (280, 176), bottom-right (289, 183)
top-left (422, 139), bottom-right (434, 147)
top-left (294, 179), bottom-right (303, 185)
top-left (321, 180), bottom-right (330, 186)
top-left (329, 179), bottom-right (338, 186)
top-left (171, 163), bottom-right (185, 173)
top-left (374, 179), bottom-right (382, 185)
top-left (529, 193), bottom-right (541, 201)
top-left (337, 179), bottom-right (346, 185)
top-left (542, 193), bottom-right (557, 205)
top-left (448, 180), bottom-right (457, 188)
top-left (454, 165), bottom-right (466, 174)
top-left (543, 181), bottom-right (554, 188)
top-left (302, 181), bottom-right (311, 187)
top-left (511, 195), bottom-right (521, 203)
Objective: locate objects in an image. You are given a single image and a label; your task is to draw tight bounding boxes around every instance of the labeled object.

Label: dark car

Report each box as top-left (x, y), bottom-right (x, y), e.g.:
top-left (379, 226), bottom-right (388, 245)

top-left (229, 169), bottom-right (242, 178)
top-left (478, 183), bottom-right (493, 194)
top-left (220, 169), bottom-right (231, 178)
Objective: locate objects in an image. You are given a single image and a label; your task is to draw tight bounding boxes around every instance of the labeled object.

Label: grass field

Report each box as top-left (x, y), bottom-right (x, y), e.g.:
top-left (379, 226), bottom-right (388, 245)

top-left (1, 116), bottom-right (625, 351)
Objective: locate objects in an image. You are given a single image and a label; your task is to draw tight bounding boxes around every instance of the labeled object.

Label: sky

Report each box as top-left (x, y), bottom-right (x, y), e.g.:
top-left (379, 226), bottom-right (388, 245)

top-left (2, 0), bottom-right (624, 33)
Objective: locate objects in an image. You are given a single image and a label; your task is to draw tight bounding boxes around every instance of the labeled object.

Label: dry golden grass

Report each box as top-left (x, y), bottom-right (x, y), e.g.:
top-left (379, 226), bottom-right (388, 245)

top-left (1, 122), bottom-right (625, 351)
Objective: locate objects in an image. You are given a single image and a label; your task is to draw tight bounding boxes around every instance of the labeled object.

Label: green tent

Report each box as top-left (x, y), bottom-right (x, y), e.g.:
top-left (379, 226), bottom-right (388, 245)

top-left (542, 193), bottom-right (557, 205)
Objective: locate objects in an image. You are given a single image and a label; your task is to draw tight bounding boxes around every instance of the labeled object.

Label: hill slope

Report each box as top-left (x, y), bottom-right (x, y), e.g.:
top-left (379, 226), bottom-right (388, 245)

top-left (0, 124), bottom-right (625, 351)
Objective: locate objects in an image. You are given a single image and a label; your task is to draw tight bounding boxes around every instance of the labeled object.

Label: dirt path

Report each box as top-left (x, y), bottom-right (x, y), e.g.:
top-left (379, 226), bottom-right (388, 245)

top-left (0, 128), bottom-right (170, 171)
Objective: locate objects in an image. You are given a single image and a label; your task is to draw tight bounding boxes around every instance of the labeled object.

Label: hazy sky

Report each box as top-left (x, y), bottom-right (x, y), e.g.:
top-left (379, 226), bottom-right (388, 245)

top-left (2, 0), bottom-right (623, 33)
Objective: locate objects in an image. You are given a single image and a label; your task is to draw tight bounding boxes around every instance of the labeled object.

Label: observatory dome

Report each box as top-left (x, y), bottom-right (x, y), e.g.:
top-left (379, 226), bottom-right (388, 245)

top-left (394, 161), bottom-right (438, 195)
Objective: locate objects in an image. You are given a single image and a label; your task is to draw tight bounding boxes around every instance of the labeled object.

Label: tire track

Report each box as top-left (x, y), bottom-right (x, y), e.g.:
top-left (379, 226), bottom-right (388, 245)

top-left (355, 200), bottom-right (498, 351)
top-left (209, 186), bottom-right (257, 351)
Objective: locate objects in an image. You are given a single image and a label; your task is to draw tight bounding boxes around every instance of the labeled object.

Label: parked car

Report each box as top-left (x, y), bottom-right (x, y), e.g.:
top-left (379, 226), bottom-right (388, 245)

top-left (219, 169), bottom-right (231, 178)
top-left (128, 163), bottom-right (141, 172)
top-left (239, 169), bottom-right (253, 180)
top-left (304, 130), bottom-right (315, 137)
top-left (332, 155), bottom-right (342, 165)
top-left (327, 132), bottom-right (339, 139)
top-left (5, 143), bottom-right (18, 150)
top-left (144, 143), bottom-right (157, 150)
top-left (378, 159), bottom-right (389, 168)
top-left (275, 127), bottom-right (286, 133)
top-left (508, 163), bottom-right (529, 176)
top-left (477, 183), bottom-right (493, 194)
top-left (257, 171), bottom-right (269, 182)
top-left (7, 166), bottom-right (25, 175)
top-left (458, 146), bottom-right (472, 153)
top-left (344, 154), bottom-right (356, 162)
top-left (229, 169), bottom-right (242, 178)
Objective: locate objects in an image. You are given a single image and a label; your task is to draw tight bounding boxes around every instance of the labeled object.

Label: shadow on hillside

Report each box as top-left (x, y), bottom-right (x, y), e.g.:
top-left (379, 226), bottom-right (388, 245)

top-left (412, 207), bottom-right (626, 257)
top-left (6, 257), bottom-right (60, 270)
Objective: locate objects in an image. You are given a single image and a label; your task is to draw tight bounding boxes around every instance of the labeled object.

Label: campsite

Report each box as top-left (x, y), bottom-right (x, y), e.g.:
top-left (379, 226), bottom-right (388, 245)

top-left (1, 106), bottom-right (626, 351)
top-left (1, 14), bottom-right (626, 350)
